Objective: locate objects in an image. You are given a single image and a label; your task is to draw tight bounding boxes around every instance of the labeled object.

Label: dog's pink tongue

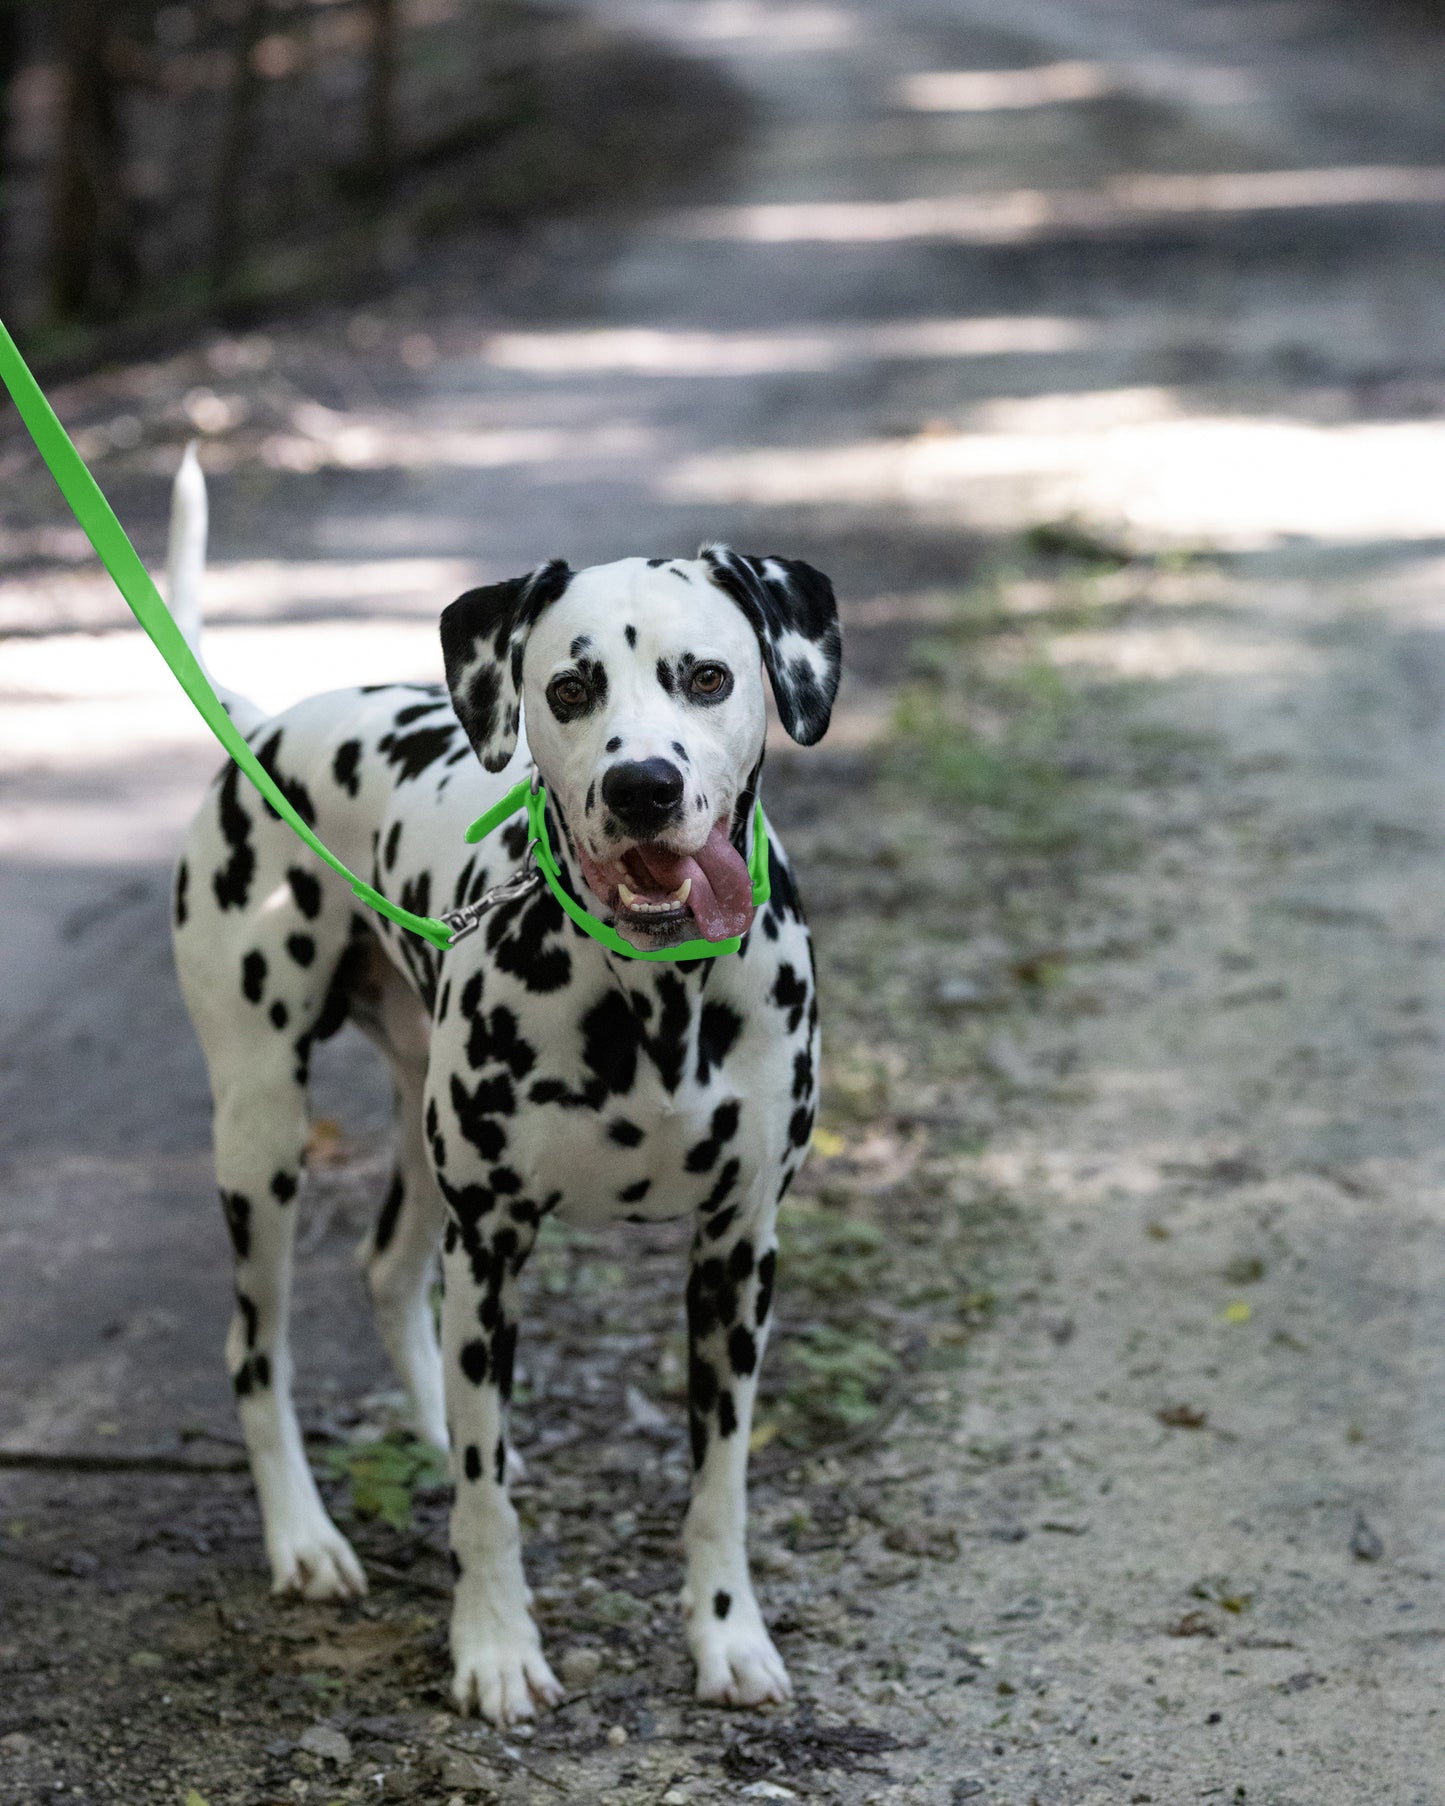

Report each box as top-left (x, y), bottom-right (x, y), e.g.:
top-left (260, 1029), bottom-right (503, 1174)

top-left (632, 824), bottom-right (755, 941)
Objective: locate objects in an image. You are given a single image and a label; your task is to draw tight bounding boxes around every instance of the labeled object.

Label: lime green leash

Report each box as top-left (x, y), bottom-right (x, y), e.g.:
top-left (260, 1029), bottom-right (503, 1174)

top-left (460, 777), bottom-right (770, 962)
top-left (0, 318), bottom-right (767, 961)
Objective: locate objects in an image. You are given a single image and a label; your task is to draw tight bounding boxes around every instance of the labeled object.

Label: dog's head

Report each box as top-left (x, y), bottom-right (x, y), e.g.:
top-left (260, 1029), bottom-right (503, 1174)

top-left (440, 548), bottom-right (841, 949)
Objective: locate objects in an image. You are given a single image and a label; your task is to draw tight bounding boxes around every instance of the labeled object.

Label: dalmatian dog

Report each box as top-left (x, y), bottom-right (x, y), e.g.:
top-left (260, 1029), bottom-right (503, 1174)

top-left (167, 449), bottom-right (841, 1722)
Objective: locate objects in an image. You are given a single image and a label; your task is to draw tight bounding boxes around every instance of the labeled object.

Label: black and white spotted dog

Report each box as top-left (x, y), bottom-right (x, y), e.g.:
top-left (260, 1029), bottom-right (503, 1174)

top-left (167, 449), bottom-right (841, 1722)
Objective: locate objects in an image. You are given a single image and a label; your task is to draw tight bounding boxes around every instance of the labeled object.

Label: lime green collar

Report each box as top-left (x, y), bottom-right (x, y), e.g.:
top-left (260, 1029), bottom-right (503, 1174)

top-left (464, 777), bottom-right (770, 962)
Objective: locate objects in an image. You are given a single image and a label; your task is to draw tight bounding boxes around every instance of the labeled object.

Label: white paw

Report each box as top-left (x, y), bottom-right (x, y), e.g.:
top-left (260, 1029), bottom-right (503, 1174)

top-left (267, 1518), bottom-right (367, 1601)
top-left (451, 1621), bottom-right (563, 1724)
top-left (691, 1614), bottom-right (793, 1708)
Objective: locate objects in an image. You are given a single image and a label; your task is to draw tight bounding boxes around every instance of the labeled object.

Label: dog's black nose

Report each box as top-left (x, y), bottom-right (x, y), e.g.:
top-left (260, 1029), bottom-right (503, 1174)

top-left (601, 758), bottom-right (685, 832)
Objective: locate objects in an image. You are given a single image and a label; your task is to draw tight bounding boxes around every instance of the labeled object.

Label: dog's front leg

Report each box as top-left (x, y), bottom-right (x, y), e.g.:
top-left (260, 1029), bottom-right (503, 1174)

top-left (440, 1208), bottom-right (562, 1724)
top-left (682, 1192), bottom-right (792, 1707)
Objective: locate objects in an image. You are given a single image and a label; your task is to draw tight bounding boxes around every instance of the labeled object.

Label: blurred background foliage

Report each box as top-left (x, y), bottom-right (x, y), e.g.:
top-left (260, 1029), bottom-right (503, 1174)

top-left (0, 0), bottom-right (739, 360)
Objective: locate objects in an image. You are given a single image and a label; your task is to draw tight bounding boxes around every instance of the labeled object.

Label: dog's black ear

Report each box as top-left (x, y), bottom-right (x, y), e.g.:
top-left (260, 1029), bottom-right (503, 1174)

top-left (440, 560), bottom-right (572, 771)
top-left (701, 546), bottom-right (842, 745)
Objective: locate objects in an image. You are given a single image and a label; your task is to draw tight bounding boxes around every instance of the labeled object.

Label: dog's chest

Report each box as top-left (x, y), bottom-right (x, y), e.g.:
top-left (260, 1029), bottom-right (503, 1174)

top-left (513, 1076), bottom-right (740, 1227)
top-left (430, 910), bottom-right (809, 1230)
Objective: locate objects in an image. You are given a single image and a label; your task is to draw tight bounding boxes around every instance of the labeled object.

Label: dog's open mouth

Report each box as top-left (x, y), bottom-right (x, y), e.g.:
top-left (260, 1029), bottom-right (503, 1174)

top-left (576, 820), bottom-right (756, 944)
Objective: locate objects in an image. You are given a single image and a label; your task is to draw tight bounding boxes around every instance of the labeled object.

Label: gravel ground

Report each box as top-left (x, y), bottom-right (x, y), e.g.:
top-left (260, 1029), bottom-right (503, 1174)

top-left (7, 1), bottom-right (1445, 1802)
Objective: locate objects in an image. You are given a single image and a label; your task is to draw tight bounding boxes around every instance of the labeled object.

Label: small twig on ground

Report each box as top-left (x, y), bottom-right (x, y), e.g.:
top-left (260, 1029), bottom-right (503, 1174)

top-left (0, 1448), bottom-right (248, 1475)
top-left (365, 1556), bottom-right (451, 1598)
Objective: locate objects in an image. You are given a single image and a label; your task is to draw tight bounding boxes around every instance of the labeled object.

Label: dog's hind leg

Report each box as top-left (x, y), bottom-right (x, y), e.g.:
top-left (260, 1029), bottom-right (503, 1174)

top-left (681, 1184), bottom-right (792, 1707)
top-left (349, 944), bottom-right (447, 1450)
top-left (177, 864), bottom-right (368, 1601)
top-left (208, 1044), bottom-right (367, 1600)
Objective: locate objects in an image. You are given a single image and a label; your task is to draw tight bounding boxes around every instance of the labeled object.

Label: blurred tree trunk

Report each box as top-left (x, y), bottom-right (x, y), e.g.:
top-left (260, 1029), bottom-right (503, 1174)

top-left (49, 0), bottom-right (137, 319)
top-left (365, 0), bottom-right (397, 195)
top-left (0, 2), bottom-right (23, 318)
top-left (210, 0), bottom-right (268, 294)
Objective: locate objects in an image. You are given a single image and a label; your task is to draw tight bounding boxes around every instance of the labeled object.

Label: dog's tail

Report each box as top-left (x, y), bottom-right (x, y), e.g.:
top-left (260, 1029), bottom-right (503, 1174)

top-left (165, 442), bottom-right (268, 737)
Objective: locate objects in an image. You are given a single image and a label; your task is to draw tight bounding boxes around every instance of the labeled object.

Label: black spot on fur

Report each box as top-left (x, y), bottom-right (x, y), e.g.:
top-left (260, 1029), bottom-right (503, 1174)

top-left (270, 1000), bottom-right (288, 1029)
top-left (685, 1099), bottom-right (741, 1173)
top-left (213, 764), bottom-right (256, 911)
top-left (377, 723), bottom-right (457, 783)
top-left (174, 860), bottom-right (189, 927)
top-left (717, 1390), bottom-right (738, 1438)
top-left (254, 729), bottom-right (317, 827)
top-left (466, 1003), bottom-right (536, 1080)
top-left (494, 1438), bottom-right (506, 1484)
top-left (332, 739), bottom-right (363, 797)
top-left (449, 1550), bottom-right (462, 1579)
top-left (728, 1325), bottom-right (758, 1376)
top-left (609, 1118), bottom-right (644, 1148)
top-left (728, 1239), bottom-right (754, 1282)
top-left (606, 736), bottom-right (622, 753)
top-left (450, 1073), bottom-right (510, 1163)
top-left (373, 1172), bottom-right (404, 1253)
top-left (700, 1157), bottom-right (740, 1219)
top-left (493, 1320), bottom-right (518, 1400)
top-left (625, 625), bottom-right (637, 647)
top-left (241, 949), bottom-right (266, 1003)
top-left (287, 866), bottom-right (323, 920)
top-left (464, 1442), bottom-right (482, 1482)
top-left (286, 932), bottom-right (316, 968)
top-left (270, 1170), bottom-right (297, 1203)
top-left (486, 886), bottom-right (572, 994)
top-left (714, 1590), bottom-right (732, 1620)
top-left (697, 1000), bottom-right (743, 1084)
top-left (236, 1292), bottom-right (258, 1348)
top-left (619, 1177), bottom-right (651, 1203)
top-left (789, 1103), bottom-right (815, 1148)
top-left (501, 816), bottom-right (529, 861)
top-left (394, 699), bottom-right (447, 727)
top-left (581, 977), bottom-right (690, 1098)
top-left (755, 1250), bottom-right (776, 1325)
top-left (772, 963), bottom-right (808, 1033)
top-left (220, 1190), bottom-right (252, 1260)
top-left (460, 1339), bottom-right (489, 1385)
top-left (384, 821), bottom-right (402, 872)
top-left (655, 658), bottom-right (676, 697)
top-left (690, 1354), bottom-right (718, 1416)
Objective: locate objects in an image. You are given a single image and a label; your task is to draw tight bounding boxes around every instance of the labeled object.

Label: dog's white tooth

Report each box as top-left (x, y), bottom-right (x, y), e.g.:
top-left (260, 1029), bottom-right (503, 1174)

top-left (619, 882), bottom-right (637, 908)
top-left (671, 879), bottom-right (692, 904)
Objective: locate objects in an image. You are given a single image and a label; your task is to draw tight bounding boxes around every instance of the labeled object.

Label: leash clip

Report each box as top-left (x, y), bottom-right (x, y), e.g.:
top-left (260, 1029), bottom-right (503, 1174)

top-left (439, 839), bottom-right (541, 943)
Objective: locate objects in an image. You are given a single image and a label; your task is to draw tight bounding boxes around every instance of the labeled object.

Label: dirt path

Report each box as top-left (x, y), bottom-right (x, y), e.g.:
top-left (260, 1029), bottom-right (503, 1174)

top-left (7, 1), bottom-right (1445, 1801)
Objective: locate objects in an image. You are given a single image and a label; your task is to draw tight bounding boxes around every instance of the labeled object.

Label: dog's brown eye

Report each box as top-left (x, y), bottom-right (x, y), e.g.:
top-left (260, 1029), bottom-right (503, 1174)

top-left (549, 675), bottom-right (588, 710)
top-left (691, 664), bottom-right (728, 695)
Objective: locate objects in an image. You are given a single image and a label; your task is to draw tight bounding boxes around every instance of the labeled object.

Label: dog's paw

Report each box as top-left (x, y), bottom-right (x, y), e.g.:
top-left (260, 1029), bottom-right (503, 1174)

top-left (267, 1519), bottom-right (367, 1602)
top-left (451, 1624), bottom-right (563, 1725)
top-left (691, 1614), bottom-right (793, 1708)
